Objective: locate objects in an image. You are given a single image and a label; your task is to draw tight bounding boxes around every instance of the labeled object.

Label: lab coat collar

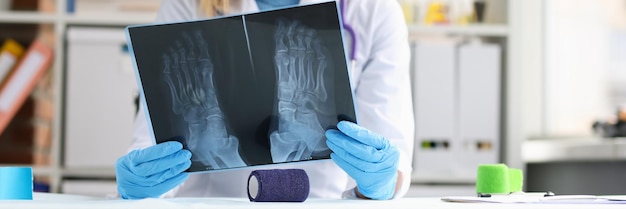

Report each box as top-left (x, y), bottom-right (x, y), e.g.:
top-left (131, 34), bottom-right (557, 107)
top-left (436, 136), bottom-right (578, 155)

top-left (234, 0), bottom-right (257, 14)
top-left (237, 0), bottom-right (334, 14)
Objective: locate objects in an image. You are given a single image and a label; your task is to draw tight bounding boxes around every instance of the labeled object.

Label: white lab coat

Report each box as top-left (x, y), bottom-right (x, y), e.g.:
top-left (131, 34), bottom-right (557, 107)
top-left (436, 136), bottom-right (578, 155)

top-left (130, 0), bottom-right (414, 199)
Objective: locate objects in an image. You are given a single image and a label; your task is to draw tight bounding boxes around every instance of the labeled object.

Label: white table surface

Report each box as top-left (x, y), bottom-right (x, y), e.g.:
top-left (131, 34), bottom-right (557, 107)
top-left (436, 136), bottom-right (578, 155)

top-left (1, 193), bottom-right (626, 209)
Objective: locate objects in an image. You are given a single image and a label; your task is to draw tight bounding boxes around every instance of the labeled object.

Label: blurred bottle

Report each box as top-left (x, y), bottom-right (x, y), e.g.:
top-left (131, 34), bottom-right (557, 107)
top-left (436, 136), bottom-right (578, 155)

top-left (592, 105), bottom-right (626, 138)
top-left (425, 0), bottom-right (449, 25)
top-left (473, 0), bottom-right (487, 23)
top-left (450, 0), bottom-right (475, 25)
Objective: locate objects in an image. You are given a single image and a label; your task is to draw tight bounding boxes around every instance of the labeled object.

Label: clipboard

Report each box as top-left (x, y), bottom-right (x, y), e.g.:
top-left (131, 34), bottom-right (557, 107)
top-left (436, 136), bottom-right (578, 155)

top-left (442, 194), bottom-right (626, 204)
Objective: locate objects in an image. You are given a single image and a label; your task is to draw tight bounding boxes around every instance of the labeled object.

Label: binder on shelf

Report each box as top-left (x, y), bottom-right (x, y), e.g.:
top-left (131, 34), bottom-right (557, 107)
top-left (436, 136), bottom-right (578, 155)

top-left (0, 39), bottom-right (25, 89)
top-left (0, 39), bottom-right (53, 134)
top-left (412, 40), bottom-right (458, 182)
top-left (456, 41), bottom-right (501, 178)
top-left (67, 0), bottom-right (76, 13)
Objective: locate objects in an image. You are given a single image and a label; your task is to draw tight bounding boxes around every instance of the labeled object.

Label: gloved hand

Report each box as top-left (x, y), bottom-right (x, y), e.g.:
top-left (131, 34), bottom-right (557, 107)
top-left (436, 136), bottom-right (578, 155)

top-left (116, 141), bottom-right (192, 199)
top-left (326, 121), bottom-right (399, 200)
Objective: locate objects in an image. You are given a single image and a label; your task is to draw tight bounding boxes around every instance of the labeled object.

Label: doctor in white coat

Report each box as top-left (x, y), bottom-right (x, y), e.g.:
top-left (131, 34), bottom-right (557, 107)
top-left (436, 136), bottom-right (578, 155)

top-left (116, 0), bottom-right (414, 200)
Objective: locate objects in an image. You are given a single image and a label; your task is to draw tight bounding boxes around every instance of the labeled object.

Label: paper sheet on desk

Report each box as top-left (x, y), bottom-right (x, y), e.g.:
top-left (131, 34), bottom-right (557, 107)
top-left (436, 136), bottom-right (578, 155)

top-left (442, 195), bottom-right (626, 204)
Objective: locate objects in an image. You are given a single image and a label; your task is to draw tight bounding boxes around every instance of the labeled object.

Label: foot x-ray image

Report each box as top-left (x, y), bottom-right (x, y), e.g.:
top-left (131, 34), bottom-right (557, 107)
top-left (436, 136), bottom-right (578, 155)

top-left (126, 2), bottom-right (355, 172)
top-left (161, 30), bottom-right (247, 169)
top-left (268, 18), bottom-right (337, 163)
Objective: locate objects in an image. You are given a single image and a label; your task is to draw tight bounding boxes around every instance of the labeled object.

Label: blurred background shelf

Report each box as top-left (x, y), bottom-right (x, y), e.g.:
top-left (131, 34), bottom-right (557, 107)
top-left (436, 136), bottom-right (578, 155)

top-left (63, 13), bottom-right (156, 26)
top-left (0, 13), bottom-right (156, 26)
top-left (408, 24), bottom-right (509, 37)
top-left (0, 12), bottom-right (57, 24)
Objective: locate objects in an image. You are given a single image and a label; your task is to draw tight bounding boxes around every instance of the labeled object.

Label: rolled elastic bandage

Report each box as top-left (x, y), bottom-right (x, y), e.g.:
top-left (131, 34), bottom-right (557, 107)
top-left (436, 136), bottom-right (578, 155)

top-left (247, 169), bottom-right (310, 202)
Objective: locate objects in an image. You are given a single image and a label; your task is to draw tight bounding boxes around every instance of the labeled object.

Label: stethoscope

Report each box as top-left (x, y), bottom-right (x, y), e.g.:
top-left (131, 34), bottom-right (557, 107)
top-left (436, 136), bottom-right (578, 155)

top-left (339, 0), bottom-right (357, 71)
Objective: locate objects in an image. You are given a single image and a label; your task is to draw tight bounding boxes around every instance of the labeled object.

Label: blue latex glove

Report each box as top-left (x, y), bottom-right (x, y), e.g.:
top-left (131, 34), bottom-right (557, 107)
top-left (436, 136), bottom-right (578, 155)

top-left (115, 141), bottom-right (192, 199)
top-left (326, 121), bottom-right (399, 200)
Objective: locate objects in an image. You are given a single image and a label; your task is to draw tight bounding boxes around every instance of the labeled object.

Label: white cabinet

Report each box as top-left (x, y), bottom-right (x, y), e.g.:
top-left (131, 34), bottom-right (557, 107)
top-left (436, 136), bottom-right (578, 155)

top-left (64, 27), bottom-right (136, 168)
top-left (407, 0), bottom-right (547, 184)
top-left (411, 40), bottom-right (502, 183)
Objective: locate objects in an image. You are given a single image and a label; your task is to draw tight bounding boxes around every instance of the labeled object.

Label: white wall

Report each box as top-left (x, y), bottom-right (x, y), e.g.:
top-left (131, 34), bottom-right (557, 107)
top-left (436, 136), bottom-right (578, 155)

top-left (544, 0), bottom-right (626, 136)
top-left (506, 0), bottom-right (545, 169)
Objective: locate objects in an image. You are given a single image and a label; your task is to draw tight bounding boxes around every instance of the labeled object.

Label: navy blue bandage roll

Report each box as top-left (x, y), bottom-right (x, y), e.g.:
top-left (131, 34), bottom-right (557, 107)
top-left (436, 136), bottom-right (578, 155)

top-left (247, 169), bottom-right (310, 202)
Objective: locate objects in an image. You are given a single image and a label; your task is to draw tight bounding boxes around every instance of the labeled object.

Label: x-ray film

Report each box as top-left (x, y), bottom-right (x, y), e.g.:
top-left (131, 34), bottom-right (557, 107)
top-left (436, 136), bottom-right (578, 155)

top-left (125, 1), bottom-right (356, 172)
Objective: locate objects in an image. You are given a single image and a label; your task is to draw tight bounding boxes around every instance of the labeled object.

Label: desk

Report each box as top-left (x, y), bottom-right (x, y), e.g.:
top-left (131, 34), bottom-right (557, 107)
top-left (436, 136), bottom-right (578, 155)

top-left (1, 193), bottom-right (625, 209)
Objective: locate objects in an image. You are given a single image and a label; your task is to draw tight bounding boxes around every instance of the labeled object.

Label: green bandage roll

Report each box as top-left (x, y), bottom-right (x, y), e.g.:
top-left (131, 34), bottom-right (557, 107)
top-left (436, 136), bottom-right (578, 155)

top-left (509, 168), bottom-right (523, 193)
top-left (476, 164), bottom-right (510, 195)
